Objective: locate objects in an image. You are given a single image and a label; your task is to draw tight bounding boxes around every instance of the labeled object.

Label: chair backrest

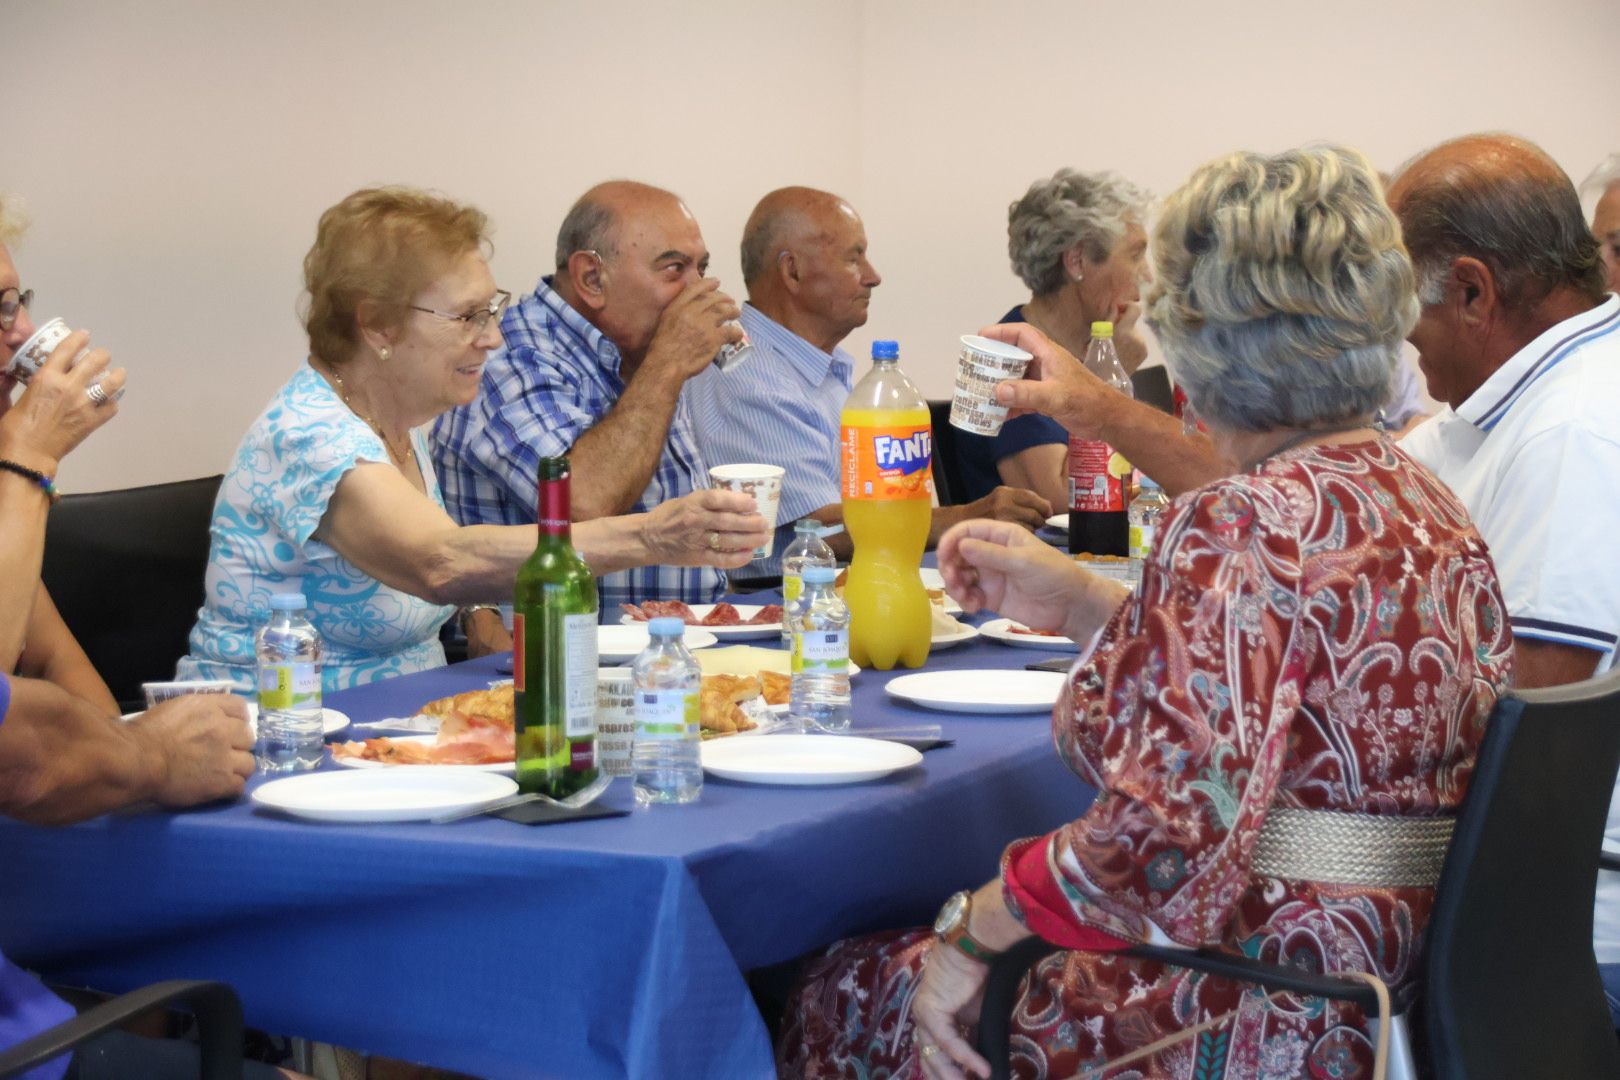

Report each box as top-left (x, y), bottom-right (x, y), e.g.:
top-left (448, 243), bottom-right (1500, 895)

top-left (1130, 365), bottom-right (1175, 415)
top-left (1422, 667), bottom-right (1620, 1080)
top-left (39, 475), bottom-right (223, 711)
top-left (928, 399), bottom-right (969, 507)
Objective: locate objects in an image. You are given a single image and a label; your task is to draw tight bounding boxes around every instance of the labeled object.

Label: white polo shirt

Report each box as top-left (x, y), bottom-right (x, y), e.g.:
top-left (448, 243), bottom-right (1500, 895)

top-left (1401, 293), bottom-right (1620, 961)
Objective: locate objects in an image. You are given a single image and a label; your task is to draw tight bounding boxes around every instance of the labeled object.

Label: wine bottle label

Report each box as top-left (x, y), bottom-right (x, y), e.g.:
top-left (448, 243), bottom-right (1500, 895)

top-left (512, 613), bottom-right (527, 692)
top-left (563, 613), bottom-right (598, 738)
top-left (635, 688), bottom-right (699, 740)
top-left (258, 662), bottom-right (319, 710)
top-left (792, 629), bottom-right (849, 674)
top-left (1068, 438), bottom-right (1128, 512)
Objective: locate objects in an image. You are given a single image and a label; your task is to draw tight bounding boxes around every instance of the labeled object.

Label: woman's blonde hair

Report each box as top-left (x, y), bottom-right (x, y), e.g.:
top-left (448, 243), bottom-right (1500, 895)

top-left (1145, 145), bottom-right (1417, 433)
top-left (302, 187), bottom-right (491, 365)
top-left (0, 194), bottom-right (30, 246)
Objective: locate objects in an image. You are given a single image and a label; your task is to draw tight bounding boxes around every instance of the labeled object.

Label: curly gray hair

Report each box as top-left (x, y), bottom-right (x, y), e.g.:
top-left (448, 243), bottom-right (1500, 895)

top-left (0, 194), bottom-right (28, 246)
top-left (1007, 169), bottom-right (1151, 295)
top-left (1145, 145), bottom-right (1417, 434)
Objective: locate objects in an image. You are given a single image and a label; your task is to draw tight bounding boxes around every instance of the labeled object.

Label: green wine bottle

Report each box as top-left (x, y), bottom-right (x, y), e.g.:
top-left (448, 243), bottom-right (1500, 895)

top-left (513, 456), bottom-right (600, 797)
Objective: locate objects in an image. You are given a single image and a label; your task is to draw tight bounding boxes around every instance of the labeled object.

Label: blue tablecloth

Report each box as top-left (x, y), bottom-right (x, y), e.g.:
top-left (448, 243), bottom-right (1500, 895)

top-left (0, 608), bottom-right (1094, 1078)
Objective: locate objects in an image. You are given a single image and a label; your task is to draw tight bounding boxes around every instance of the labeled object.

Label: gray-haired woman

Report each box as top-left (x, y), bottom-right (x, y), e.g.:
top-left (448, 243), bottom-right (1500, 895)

top-left (777, 145), bottom-right (1512, 1080)
top-left (954, 169), bottom-right (1151, 510)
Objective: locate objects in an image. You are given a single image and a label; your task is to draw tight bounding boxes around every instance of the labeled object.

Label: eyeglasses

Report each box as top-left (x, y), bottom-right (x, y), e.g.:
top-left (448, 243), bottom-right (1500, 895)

top-left (408, 289), bottom-right (510, 338)
top-left (0, 287), bottom-right (33, 332)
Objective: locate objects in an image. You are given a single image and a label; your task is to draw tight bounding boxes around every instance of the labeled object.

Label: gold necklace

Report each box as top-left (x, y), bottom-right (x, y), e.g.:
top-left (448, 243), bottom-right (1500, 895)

top-left (322, 363), bottom-right (416, 467)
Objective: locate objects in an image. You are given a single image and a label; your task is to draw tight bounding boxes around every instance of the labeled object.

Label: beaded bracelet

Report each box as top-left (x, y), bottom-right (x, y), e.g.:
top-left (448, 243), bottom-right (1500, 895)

top-left (0, 459), bottom-right (60, 504)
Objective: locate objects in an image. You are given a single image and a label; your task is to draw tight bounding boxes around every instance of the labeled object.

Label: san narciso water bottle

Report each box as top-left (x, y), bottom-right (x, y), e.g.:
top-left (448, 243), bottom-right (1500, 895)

top-left (1127, 474), bottom-right (1170, 586)
top-left (840, 339), bottom-right (932, 670)
top-left (790, 565), bottom-right (852, 732)
top-left (1068, 321), bottom-right (1134, 556)
top-left (780, 518), bottom-right (837, 646)
top-left (631, 617), bottom-right (703, 806)
top-left (254, 592), bottom-right (323, 773)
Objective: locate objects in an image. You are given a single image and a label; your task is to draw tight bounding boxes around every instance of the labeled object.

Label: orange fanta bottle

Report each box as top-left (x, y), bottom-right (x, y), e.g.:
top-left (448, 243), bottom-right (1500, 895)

top-left (840, 340), bottom-right (933, 670)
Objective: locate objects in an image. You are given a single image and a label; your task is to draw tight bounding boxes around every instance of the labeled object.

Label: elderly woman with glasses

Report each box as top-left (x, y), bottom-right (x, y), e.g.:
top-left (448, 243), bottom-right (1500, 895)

top-left (777, 147), bottom-right (1514, 1080)
top-left (179, 187), bottom-right (768, 692)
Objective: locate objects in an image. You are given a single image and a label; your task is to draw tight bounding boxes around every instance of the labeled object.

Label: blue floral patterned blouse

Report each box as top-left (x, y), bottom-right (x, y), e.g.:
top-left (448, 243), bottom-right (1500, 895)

top-left (178, 364), bottom-right (454, 694)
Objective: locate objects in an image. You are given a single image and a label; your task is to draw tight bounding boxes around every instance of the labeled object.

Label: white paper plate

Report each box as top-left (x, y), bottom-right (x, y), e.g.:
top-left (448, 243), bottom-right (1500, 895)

top-left (884, 670), bottom-right (1066, 714)
top-left (701, 733), bottom-right (922, 785)
top-left (598, 624), bottom-right (719, 663)
top-left (693, 645), bottom-right (861, 678)
top-left (619, 604), bottom-right (781, 641)
top-left (1045, 513), bottom-right (1068, 531)
top-left (122, 704), bottom-right (351, 737)
top-left (252, 769), bottom-right (518, 823)
top-left (330, 734), bottom-right (514, 774)
top-left (931, 622), bottom-right (980, 651)
top-left (917, 568), bottom-right (964, 614)
top-left (978, 618), bottom-right (1079, 652)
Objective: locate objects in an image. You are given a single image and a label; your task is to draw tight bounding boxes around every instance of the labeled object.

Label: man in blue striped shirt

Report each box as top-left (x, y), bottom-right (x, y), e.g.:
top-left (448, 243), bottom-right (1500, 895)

top-left (686, 187), bottom-right (1051, 575)
top-left (433, 181), bottom-right (764, 616)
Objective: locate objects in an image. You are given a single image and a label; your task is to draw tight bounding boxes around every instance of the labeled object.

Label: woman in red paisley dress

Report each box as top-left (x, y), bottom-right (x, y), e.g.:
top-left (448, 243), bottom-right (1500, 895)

top-left (776, 146), bottom-right (1514, 1080)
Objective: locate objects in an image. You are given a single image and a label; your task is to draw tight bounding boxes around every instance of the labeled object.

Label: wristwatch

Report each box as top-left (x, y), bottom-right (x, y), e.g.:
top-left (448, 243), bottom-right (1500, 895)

top-left (933, 890), bottom-right (1002, 963)
top-left (457, 604), bottom-right (501, 635)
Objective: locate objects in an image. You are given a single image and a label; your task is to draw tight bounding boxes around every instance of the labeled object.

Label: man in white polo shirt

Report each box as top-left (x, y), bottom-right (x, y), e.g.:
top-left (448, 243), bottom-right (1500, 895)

top-left (1387, 133), bottom-right (1620, 1017)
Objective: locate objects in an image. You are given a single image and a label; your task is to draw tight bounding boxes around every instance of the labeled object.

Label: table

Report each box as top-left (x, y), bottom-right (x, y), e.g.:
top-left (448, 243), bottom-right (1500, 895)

top-left (0, 615), bottom-right (1094, 1078)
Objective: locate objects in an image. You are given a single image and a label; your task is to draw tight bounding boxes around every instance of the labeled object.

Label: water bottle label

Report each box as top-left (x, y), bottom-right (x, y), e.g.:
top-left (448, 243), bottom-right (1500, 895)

top-left (258, 662), bottom-right (319, 710)
top-left (792, 630), bottom-right (849, 674)
top-left (1128, 524), bottom-right (1156, 561)
top-left (1068, 438), bottom-right (1128, 512)
top-left (841, 423), bottom-right (933, 501)
top-left (635, 688), bottom-right (698, 741)
top-left (564, 613), bottom-right (598, 738)
top-left (783, 574), bottom-right (803, 605)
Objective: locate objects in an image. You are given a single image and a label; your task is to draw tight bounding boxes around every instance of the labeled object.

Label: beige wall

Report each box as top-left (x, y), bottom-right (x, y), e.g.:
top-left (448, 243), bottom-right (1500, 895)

top-left (8, 0), bottom-right (1616, 491)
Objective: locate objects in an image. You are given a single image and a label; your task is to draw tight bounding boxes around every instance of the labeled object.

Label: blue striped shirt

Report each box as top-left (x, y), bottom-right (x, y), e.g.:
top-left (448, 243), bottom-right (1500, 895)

top-left (431, 276), bottom-right (725, 614)
top-left (685, 303), bottom-right (854, 574)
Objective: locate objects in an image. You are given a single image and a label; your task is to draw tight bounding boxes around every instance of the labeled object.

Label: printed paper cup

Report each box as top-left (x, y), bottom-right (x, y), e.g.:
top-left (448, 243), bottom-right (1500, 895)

top-left (596, 669), bottom-right (636, 777)
top-left (709, 463), bottom-right (785, 560)
top-left (6, 317), bottom-right (71, 383)
top-left (141, 680), bottom-right (238, 710)
top-left (949, 335), bottom-right (1034, 436)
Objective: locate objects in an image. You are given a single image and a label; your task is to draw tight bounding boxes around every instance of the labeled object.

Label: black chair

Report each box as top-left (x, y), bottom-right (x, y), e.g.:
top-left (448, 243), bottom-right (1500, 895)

top-left (1129, 365), bottom-right (1175, 415)
top-left (0, 979), bottom-right (244, 1079)
top-left (40, 475), bottom-right (223, 712)
top-left (928, 400), bottom-right (969, 507)
top-left (978, 669), bottom-right (1620, 1080)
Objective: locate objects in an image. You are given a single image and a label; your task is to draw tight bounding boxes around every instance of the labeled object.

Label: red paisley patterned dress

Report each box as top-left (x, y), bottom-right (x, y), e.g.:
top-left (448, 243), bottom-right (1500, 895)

top-left (778, 439), bottom-right (1513, 1080)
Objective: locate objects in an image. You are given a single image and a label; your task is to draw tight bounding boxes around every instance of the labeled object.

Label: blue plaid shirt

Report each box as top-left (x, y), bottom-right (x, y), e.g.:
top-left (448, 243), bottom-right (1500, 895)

top-left (685, 302), bottom-right (854, 574)
top-left (431, 276), bottom-right (725, 615)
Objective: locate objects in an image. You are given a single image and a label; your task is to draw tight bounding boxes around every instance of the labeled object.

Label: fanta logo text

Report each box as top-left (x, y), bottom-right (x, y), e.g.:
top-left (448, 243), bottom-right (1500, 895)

top-left (872, 432), bottom-right (932, 475)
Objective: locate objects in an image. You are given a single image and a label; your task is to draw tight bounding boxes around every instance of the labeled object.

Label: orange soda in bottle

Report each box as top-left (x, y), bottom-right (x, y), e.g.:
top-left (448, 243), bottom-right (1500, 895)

top-left (840, 340), bottom-right (933, 670)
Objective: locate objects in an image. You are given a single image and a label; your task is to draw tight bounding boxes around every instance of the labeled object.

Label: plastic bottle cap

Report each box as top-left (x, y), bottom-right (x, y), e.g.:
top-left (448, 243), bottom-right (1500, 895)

top-left (1140, 473), bottom-right (1161, 489)
top-left (871, 340), bottom-right (899, 360)
top-left (802, 565), bottom-right (837, 585)
top-left (647, 617), bottom-right (685, 637)
top-left (1090, 321), bottom-right (1114, 338)
top-left (269, 593), bottom-right (308, 611)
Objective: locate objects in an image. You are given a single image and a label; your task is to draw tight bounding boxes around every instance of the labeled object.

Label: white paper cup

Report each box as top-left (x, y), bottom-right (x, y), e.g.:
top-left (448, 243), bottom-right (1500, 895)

top-left (6, 317), bottom-right (72, 383)
top-left (709, 463), bottom-right (785, 560)
top-left (596, 669), bottom-right (636, 777)
top-left (141, 680), bottom-right (238, 710)
top-left (949, 335), bottom-right (1034, 436)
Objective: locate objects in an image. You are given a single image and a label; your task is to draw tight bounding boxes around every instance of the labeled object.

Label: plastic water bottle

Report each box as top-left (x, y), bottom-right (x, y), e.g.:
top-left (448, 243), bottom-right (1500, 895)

top-left (790, 565), bottom-right (852, 732)
top-left (780, 519), bottom-right (837, 646)
top-left (254, 592), bottom-right (324, 772)
top-left (631, 617), bottom-right (703, 806)
top-left (1127, 474), bottom-right (1170, 587)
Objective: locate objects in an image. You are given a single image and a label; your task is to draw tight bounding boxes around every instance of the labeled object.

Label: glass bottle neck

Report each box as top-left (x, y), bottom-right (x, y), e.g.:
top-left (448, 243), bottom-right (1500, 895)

top-left (538, 473), bottom-right (572, 539)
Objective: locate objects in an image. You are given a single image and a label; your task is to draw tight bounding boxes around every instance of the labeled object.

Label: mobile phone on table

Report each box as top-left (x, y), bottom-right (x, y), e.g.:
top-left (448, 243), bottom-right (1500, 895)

top-left (1024, 657), bottom-right (1073, 673)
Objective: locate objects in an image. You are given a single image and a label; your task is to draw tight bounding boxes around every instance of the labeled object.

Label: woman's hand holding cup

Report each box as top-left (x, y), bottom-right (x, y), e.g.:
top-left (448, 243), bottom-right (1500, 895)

top-left (0, 329), bottom-right (125, 471)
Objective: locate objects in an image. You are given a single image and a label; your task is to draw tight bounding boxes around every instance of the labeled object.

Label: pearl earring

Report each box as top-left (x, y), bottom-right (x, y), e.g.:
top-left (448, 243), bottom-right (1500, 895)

top-left (379, 347), bottom-right (391, 361)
